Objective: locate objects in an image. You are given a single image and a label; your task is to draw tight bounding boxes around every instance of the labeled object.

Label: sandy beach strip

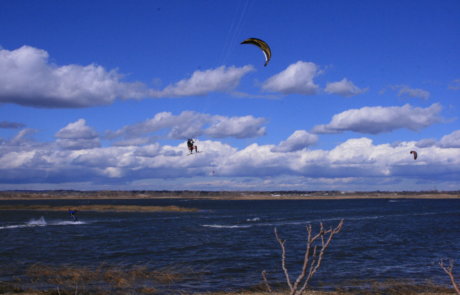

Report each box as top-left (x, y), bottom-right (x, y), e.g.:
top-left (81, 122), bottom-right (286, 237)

top-left (0, 204), bottom-right (198, 212)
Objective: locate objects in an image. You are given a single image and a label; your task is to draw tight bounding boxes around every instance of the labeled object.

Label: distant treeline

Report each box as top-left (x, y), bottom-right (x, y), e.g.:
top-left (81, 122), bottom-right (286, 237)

top-left (0, 189), bottom-right (458, 199)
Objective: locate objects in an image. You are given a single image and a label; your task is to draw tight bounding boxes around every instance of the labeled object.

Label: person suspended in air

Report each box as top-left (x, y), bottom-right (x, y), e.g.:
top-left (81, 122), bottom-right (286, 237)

top-left (187, 139), bottom-right (199, 154)
top-left (68, 209), bottom-right (78, 222)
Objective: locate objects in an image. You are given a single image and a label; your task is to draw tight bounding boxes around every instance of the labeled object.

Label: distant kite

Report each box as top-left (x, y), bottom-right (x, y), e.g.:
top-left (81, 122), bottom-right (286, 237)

top-left (410, 150), bottom-right (418, 160)
top-left (241, 38), bottom-right (271, 66)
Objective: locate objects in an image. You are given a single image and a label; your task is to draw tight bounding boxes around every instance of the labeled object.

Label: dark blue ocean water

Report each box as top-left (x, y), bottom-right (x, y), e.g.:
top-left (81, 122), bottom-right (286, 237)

top-left (1, 198), bottom-right (459, 292)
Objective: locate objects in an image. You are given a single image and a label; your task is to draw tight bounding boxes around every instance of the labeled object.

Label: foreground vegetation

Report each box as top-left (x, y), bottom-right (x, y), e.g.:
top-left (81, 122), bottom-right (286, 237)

top-left (0, 268), bottom-right (455, 295)
top-left (1, 217), bottom-right (458, 295)
top-left (0, 263), bottom-right (204, 295)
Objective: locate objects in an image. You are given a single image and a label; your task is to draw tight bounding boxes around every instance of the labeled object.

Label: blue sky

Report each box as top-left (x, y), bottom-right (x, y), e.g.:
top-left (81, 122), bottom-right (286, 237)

top-left (0, 0), bottom-right (459, 191)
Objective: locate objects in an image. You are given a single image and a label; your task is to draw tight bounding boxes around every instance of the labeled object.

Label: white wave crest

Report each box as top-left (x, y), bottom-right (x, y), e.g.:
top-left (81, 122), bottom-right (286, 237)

top-left (202, 224), bottom-right (252, 229)
top-left (27, 216), bottom-right (47, 226)
top-left (246, 217), bottom-right (261, 222)
top-left (0, 217), bottom-right (85, 230)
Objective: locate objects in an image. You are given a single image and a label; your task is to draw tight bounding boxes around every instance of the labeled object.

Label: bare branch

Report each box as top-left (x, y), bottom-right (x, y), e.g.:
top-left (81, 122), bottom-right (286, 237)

top-left (261, 270), bottom-right (272, 293)
top-left (291, 224), bottom-right (313, 291)
top-left (300, 220), bottom-right (343, 293)
top-left (274, 227), bottom-right (293, 291)
top-left (271, 220), bottom-right (344, 295)
top-left (304, 245), bottom-right (318, 289)
top-left (440, 259), bottom-right (460, 295)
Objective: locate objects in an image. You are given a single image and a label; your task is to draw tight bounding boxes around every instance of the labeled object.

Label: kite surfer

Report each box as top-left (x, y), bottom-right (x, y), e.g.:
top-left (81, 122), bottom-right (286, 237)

top-left (187, 139), bottom-right (198, 154)
top-left (68, 209), bottom-right (78, 222)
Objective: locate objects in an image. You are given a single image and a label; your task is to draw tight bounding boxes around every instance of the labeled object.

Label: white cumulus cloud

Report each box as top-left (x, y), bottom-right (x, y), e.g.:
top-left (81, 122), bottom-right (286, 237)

top-left (205, 115), bottom-right (266, 138)
top-left (262, 61), bottom-right (320, 95)
top-left (0, 121), bottom-right (25, 129)
top-left (324, 78), bottom-right (367, 97)
top-left (55, 119), bottom-right (100, 150)
top-left (0, 46), bottom-right (255, 108)
top-left (397, 86), bottom-right (430, 100)
top-left (0, 46), bottom-right (146, 108)
top-left (416, 138), bottom-right (437, 148)
top-left (1, 127), bottom-right (460, 190)
top-left (439, 130), bottom-right (460, 148)
top-left (109, 111), bottom-right (266, 140)
top-left (272, 130), bottom-right (318, 152)
top-left (313, 104), bottom-right (442, 134)
top-left (150, 65), bottom-right (254, 97)
top-left (448, 79), bottom-right (460, 90)
top-left (11, 128), bottom-right (37, 144)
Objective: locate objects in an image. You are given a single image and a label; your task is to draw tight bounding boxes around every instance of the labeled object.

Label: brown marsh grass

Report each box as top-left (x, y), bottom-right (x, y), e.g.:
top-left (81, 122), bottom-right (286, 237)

top-left (331, 279), bottom-right (454, 295)
top-left (0, 204), bottom-right (198, 212)
top-left (0, 263), bottom-right (203, 294)
top-left (2, 264), bottom-right (455, 295)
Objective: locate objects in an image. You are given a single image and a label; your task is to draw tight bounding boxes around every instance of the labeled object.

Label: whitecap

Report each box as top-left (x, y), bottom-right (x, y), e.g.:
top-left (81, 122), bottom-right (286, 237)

top-left (0, 217), bottom-right (86, 230)
top-left (50, 220), bottom-right (85, 226)
top-left (201, 224), bottom-right (252, 229)
top-left (26, 216), bottom-right (47, 227)
top-left (0, 217), bottom-right (47, 230)
top-left (246, 217), bottom-right (260, 222)
top-left (0, 224), bottom-right (27, 230)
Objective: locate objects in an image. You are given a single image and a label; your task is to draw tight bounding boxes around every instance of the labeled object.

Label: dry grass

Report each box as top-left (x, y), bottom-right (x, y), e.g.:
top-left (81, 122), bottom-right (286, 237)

top-left (0, 263), bottom-right (202, 294)
top-left (0, 191), bottom-right (459, 201)
top-left (0, 280), bottom-right (456, 295)
top-left (191, 284), bottom-right (456, 295)
top-left (332, 279), bottom-right (455, 295)
top-left (3, 265), bottom-right (455, 295)
top-left (192, 292), bottom-right (335, 295)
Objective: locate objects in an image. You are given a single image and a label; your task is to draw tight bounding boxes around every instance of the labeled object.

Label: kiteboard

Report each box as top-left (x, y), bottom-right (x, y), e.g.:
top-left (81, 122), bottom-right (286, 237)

top-left (186, 151), bottom-right (202, 156)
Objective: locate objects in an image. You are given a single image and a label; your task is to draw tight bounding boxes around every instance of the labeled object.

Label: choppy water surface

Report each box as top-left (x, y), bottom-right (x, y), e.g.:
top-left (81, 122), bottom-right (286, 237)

top-left (1, 198), bottom-right (459, 292)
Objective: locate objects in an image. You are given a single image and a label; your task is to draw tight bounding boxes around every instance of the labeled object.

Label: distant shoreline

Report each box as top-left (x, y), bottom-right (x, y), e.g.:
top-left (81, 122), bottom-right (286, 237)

top-left (0, 204), bottom-right (198, 212)
top-left (0, 191), bottom-right (458, 200)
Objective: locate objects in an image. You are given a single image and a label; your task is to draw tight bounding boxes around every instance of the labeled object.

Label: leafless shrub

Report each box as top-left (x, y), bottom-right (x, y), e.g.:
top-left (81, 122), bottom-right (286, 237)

top-left (263, 219), bottom-right (344, 295)
top-left (261, 270), bottom-right (272, 293)
top-left (440, 258), bottom-right (460, 294)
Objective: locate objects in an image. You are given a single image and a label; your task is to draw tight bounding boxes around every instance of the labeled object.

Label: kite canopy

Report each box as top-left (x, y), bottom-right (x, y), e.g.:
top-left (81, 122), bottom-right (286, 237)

top-left (241, 38), bottom-right (271, 66)
top-left (410, 150), bottom-right (418, 160)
